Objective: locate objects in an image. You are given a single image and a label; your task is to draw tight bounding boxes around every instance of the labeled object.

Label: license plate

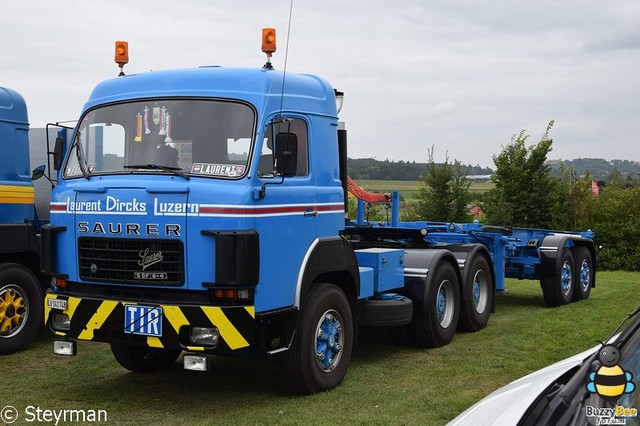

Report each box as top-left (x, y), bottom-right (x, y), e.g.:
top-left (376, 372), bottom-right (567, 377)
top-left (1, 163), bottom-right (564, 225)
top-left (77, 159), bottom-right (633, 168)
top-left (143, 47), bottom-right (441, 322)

top-left (47, 298), bottom-right (67, 310)
top-left (124, 305), bottom-right (163, 337)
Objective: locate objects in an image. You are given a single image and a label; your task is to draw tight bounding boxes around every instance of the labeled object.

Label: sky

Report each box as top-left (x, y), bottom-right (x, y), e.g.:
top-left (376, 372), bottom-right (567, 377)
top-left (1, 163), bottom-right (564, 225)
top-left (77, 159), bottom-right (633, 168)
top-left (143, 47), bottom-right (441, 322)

top-left (3, 0), bottom-right (639, 168)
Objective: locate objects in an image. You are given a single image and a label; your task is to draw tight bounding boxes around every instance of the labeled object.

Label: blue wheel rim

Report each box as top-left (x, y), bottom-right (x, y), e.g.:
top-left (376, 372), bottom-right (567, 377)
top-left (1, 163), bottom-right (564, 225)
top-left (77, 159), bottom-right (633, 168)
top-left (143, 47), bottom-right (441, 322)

top-left (472, 270), bottom-right (489, 314)
top-left (579, 259), bottom-right (591, 292)
top-left (436, 280), bottom-right (455, 328)
top-left (315, 309), bottom-right (344, 372)
top-left (560, 260), bottom-right (573, 296)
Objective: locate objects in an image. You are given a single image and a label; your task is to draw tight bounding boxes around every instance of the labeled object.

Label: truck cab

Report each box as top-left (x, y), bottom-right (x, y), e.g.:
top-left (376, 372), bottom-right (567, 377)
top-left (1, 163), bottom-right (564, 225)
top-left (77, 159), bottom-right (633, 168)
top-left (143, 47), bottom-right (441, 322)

top-left (44, 54), bottom-right (362, 390)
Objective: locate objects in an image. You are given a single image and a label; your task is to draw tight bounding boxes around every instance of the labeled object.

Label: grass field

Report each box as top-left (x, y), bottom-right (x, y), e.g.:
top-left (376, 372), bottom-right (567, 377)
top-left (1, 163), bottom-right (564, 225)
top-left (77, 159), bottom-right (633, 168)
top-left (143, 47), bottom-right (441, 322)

top-left (355, 179), bottom-right (494, 199)
top-left (1, 271), bottom-right (638, 425)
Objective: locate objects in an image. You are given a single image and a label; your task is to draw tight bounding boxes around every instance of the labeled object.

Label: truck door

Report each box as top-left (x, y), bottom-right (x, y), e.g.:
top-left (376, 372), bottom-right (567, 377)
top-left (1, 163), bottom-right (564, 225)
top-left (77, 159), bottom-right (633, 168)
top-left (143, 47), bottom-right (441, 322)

top-left (253, 117), bottom-right (342, 312)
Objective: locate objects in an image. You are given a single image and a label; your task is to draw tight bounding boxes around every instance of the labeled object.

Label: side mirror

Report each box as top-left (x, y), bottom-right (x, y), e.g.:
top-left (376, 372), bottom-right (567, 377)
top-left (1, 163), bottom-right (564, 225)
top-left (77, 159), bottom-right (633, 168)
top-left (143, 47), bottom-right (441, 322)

top-left (53, 136), bottom-right (64, 170)
top-left (274, 132), bottom-right (297, 177)
top-left (32, 164), bottom-right (46, 181)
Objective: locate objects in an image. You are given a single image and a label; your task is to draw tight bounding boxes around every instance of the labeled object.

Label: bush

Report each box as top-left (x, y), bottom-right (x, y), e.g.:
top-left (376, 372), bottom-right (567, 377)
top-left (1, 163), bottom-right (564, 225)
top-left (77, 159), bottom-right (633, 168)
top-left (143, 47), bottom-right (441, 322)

top-left (590, 186), bottom-right (640, 271)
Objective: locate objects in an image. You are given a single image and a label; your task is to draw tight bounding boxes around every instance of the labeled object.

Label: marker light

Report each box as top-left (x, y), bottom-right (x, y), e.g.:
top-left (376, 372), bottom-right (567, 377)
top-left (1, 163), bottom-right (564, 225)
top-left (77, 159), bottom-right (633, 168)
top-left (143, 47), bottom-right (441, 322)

top-left (261, 28), bottom-right (276, 56)
top-left (115, 41), bottom-right (129, 67)
top-left (335, 90), bottom-right (344, 114)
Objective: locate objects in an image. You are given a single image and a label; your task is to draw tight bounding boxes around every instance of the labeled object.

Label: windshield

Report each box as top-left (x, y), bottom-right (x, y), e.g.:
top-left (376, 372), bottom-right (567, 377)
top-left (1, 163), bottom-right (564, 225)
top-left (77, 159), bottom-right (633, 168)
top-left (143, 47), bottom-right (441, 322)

top-left (63, 99), bottom-right (255, 179)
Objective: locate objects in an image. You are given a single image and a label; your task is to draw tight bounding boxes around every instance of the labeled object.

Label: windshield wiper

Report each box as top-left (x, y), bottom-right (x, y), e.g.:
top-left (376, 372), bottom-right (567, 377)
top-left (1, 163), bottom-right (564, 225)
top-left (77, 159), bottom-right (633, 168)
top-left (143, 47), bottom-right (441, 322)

top-left (73, 132), bottom-right (91, 179)
top-left (123, 164), bottom-right (189, 179)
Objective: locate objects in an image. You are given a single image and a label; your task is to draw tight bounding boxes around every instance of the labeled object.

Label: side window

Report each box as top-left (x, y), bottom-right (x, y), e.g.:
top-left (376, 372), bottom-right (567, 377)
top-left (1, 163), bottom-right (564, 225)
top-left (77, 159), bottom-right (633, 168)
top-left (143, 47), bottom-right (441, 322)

top-left (258, 118), bottom-right (308, 177)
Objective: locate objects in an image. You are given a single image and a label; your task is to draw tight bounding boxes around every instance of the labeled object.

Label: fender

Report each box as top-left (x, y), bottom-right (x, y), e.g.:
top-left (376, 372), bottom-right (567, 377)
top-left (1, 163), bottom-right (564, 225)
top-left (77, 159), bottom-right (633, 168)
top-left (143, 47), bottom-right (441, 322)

top-left (294, 236), bottom-right (359, 308)
top-left (540, 234), bottom-right (595, 279)
top-left (402, 248), bottom-right (462, 312)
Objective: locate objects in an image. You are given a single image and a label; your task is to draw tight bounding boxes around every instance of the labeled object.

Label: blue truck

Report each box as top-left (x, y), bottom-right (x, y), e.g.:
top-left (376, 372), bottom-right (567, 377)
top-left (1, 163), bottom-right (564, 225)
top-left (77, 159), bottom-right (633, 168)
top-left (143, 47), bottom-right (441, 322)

top-left (0, 87), bottom-right (51, 354)
top-left (43, 33), bottom-right (596, 393)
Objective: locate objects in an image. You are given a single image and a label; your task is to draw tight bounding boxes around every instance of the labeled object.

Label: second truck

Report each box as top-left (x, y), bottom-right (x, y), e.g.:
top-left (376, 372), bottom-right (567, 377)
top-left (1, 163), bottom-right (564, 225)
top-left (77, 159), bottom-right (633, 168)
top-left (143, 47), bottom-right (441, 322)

top-left (44, 33), bottom-right (596, 393)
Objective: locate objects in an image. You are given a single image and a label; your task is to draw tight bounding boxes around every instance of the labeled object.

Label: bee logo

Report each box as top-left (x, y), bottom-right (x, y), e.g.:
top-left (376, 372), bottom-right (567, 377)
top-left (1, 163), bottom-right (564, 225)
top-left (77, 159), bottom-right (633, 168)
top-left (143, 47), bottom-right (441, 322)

top-left (586, 344), bottom-right (636, 402)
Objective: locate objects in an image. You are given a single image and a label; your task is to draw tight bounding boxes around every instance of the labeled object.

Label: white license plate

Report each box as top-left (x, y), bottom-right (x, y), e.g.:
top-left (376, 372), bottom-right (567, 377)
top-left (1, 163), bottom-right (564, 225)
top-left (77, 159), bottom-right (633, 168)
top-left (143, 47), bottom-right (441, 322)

top-left (124, 305), bottom-right (163, 337)
top-left (47, 298), bottom-right (67, 310)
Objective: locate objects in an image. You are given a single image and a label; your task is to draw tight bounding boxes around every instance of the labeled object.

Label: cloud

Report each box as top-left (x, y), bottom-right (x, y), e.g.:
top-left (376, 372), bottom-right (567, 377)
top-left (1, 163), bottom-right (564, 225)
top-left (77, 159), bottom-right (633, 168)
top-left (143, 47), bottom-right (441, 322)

top-left (1, 0), bottom-right (639, 167)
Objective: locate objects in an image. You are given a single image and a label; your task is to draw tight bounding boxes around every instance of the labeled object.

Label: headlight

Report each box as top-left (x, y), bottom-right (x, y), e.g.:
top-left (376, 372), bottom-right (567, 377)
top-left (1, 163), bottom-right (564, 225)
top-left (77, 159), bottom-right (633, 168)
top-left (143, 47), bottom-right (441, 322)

top-left (51, 313), bottom-right (71, 331)
top-left (189, 326), bottom-right (219, 347)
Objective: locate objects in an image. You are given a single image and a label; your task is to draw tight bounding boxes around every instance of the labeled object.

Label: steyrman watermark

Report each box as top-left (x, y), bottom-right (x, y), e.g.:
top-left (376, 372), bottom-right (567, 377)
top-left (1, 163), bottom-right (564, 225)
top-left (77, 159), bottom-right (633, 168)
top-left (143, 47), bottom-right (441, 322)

top-left (1, 405), bottom-right (107, 425)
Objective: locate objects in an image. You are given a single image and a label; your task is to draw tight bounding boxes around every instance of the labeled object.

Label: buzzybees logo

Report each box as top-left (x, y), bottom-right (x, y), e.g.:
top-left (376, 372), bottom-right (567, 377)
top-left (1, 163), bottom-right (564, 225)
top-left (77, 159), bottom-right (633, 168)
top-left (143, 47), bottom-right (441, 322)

top-left (585, 344), bottom-right (637, 425)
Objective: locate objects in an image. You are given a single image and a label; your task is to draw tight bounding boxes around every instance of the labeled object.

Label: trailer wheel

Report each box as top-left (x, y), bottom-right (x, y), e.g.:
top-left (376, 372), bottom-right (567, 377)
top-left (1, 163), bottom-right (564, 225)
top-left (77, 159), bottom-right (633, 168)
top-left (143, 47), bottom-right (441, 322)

top-left (458, 255), bottom-right (492, 332)
top-left (0, 263), bottom-right (43, 355)
top-left (411, 261), bottom-right (460, 347)
top-left (110, 342), bottom-right (181, 373)
top-left (541, 249), bottom-right (574, 307)
top-left (284, 283), bottom-right (353, 394)
top-left (572, 247), bottom-right (593, 301)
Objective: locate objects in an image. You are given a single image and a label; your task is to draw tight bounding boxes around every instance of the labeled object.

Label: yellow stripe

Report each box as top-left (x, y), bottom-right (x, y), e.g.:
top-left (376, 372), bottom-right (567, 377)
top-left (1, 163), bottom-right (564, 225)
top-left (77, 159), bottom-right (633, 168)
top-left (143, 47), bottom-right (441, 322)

top-left (186, 346), bottom-right (205, 352)
top-left (65, 297), bottom-right (82, 320)
top-left (164, 305), bottom-right (190, 334)
top-left (0, 185), bottom-right (35, 204)
top-left (201, 306), bottom-right (249, 350)
top-left (77, 300), bottom-right (118, 340)
top-left (147, 336), bottom-right (164, 348)
top-left (244, 306), bottom-right (255, 318)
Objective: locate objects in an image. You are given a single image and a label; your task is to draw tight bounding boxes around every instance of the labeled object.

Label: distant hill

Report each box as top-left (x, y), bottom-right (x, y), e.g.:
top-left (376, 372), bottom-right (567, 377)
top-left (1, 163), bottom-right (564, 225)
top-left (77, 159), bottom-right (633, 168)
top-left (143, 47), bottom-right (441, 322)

top-left (347, 158), bottom-right (493, 181)
top-left (548, 158), bottom-right (640, 180)
top-left (348, 157), bottom-right (640, 181)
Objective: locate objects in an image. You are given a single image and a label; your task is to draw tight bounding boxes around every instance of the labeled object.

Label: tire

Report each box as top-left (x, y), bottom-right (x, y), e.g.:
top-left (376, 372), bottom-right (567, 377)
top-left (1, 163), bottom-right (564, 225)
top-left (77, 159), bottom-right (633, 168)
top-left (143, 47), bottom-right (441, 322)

top-left (458, 255), bottom-right (493, 332)
top-left (110, 342), bottom-right (181, 373)
top-left (284, 283), bottom-right (353, 394)
top-left (572, 247), bottom-right (593, 301)
top-left (359, 297), bottom-right (413, 328)
top-left (0, 263), bottom-right (43, 355)
top-left (410, 261), bottom-right (460, 348)
top-left (541, 249), bottom-right (574, 307)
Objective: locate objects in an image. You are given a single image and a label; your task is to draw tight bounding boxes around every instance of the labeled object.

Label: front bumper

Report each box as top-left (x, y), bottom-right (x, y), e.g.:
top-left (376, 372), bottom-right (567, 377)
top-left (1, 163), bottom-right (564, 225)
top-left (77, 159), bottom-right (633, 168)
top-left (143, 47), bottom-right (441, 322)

top-left (44, 292), bottom-right (255, 353)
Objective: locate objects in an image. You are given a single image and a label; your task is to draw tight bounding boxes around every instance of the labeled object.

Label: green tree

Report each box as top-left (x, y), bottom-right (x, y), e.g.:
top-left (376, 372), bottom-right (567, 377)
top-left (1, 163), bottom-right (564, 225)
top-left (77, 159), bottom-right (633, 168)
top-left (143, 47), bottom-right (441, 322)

top-left (416, 146), bottom-right (471, 222)
top-left (590, 186), bottom-right (640, 271)
top-left (555, 163), bottom-right (596, 231)
top-left (483, 121), bottom-right (559, 228)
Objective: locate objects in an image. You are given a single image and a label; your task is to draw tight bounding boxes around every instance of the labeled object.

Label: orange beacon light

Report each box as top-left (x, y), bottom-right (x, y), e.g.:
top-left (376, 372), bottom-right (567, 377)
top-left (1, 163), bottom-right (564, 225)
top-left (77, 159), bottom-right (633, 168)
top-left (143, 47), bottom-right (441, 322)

top-left (115, 41), bottom-right (129, 75)
top-left (262, 28), bottom-right (276, 69)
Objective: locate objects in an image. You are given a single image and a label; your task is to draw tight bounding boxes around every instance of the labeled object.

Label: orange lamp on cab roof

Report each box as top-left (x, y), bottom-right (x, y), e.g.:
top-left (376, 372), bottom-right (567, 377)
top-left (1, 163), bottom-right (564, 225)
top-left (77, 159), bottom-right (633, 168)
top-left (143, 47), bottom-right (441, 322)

top-left (115, 41), bottom-right (129, 67)
top-left (261, 28), bottom-right (276, 57)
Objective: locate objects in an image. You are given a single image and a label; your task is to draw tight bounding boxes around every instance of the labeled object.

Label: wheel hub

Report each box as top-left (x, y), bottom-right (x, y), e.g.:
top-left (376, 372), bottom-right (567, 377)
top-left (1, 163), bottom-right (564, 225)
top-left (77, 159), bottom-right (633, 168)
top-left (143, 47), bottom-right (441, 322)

top-left (315, 310), bottom-right (343, 372)
top-left (0, 286), bottom-right (27, 337)
top-left (560, 261), bottom-right (573, 295)
top-left (436, 280), bottom-right (455, 328)
top-left (580, 260), bottom-right (591, 291)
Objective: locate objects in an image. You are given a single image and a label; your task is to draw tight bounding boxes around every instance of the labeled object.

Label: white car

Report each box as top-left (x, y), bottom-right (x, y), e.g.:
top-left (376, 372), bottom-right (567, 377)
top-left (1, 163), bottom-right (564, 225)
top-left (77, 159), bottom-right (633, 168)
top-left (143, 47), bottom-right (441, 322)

top-left (449, 307), bottom-right (640, 426)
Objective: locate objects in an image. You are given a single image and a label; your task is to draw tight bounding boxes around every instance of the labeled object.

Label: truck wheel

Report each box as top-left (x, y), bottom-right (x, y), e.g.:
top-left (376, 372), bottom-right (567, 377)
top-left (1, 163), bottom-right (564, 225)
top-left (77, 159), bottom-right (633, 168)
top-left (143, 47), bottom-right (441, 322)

top-left (572, 247), bottom-right (593, 301)
top-left (458, 255), bottom-right (492, 332)
top-left (411, 261), bottom-right (460, 347)
top-left (359, 297), bottom-right (413, 327)
top-left (541, 249), bottom-right (574, 307)
top-left (0, 263), bottom-right (43, 355)
top-left (284, 283), bottom-right (353, 394)
top-left (110, 342), bottom-right (181, 373)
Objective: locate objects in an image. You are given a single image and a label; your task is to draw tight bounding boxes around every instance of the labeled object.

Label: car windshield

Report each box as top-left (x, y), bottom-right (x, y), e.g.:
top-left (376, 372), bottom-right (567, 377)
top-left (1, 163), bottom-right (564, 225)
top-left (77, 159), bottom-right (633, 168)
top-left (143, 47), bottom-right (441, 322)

top-left (63, 99), bottom-right (255, 179)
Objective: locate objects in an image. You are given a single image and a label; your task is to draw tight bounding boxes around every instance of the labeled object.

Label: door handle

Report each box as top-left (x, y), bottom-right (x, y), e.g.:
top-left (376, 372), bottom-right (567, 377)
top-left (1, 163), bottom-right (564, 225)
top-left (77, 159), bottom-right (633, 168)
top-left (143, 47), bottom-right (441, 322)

top-left (304, 210), bottom-right (318, 217)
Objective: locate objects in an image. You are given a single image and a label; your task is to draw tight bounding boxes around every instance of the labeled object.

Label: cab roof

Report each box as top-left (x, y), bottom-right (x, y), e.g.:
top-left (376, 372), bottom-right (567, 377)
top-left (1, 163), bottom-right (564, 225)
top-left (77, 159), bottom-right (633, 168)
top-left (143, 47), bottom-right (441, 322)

top-left (84, 66), bottom-right (338, 118)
